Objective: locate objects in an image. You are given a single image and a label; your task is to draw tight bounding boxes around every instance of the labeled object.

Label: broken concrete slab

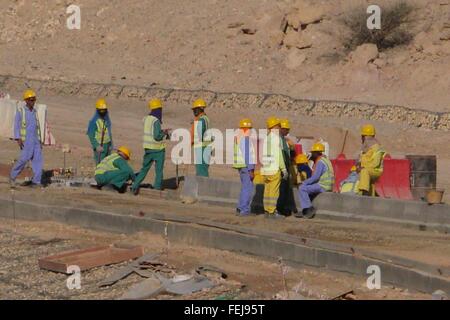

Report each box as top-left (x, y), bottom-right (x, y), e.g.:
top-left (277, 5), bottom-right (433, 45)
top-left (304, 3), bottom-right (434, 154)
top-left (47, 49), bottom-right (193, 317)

top-left (120, 277), bottom-right (164, 300)
top-left (165, 275), bottom-right (214, 295)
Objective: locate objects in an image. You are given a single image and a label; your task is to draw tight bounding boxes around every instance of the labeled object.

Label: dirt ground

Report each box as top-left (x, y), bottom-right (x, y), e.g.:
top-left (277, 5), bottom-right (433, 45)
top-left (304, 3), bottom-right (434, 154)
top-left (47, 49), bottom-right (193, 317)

top-left (0, 217), bottom-right (430, 300)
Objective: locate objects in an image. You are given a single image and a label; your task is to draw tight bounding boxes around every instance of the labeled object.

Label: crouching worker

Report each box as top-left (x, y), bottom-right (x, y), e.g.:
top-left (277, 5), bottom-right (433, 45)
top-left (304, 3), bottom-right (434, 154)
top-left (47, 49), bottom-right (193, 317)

top-left (296, 143), bottom-right (334, 219)
top-left (233, 118), bottom-right (256, 217)
top-left (358, 124), bottom-right (386, 196)
top-left (340, 166), bottom-right (359, 194)
top-left (294, 154), bottom-right (312, 184)
top-left (95, 146), bottom-right (135, 193)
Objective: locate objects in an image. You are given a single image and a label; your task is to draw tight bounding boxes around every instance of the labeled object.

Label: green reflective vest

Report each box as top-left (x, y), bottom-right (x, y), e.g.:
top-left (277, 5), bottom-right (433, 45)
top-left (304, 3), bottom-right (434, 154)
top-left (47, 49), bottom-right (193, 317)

top-left (18, 105), bottom-right (41, 143)
top-left (193, 114), bottom-right (211, 148)
top-left (95, 153), bottom-right (120, 175)
top-left (143, 115), bottom-right (165, 150)
top-left (318, 157), bottom-right (335, 192)
top-left (95, 118), bottom-right (111, 144)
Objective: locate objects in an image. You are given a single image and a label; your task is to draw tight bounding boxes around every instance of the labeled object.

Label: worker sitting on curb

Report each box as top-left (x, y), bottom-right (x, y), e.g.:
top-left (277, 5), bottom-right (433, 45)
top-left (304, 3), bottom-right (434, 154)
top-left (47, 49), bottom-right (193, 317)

top-left (232, 118), bottom-right (256, 217)
top-left (277, 119), bottom-right (298, 216)
top-left (340, 165), bottom-right (360, 195)
top-left (358, 124), bottom-right (386, 196)
top-left (87, 98), bottom-right (113, 165)
top-left (296, 142), bottom-right (335, 219)
top-left (95, 146), bottom-right (135, 194)
top-left (10, 90), bottom-right (44, 189)
top-left (191, 98), bottom-right (212, 177)
top-left (131, 99), bottom-right (170, 195)
top-left (294, 154), bottom-right (312, 184)
top-left (261, 117), bottom-right (288, 220)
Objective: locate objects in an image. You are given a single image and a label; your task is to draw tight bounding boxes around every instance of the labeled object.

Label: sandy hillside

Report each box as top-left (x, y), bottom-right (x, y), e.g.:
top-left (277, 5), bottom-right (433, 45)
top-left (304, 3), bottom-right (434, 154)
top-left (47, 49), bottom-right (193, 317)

top-left (0, 0), bottom-right (449, 111)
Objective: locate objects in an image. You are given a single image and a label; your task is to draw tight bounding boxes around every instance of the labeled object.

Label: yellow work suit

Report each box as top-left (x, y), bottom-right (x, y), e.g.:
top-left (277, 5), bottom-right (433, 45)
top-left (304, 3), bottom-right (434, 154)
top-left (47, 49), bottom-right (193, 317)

top-left (359, 143), bottom-right (385, 195)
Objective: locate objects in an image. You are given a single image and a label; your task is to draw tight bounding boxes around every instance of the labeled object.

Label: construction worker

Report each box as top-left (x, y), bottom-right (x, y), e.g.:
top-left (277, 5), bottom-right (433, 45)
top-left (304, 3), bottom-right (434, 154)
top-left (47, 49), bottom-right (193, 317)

top-left (296, 142), bottom-right (335, 219)
top-left (9, 90), bottom-right (43, 188)
top-left (295, 154), bottom-right (312, 184)
top-left (191, 98), bottom-right (212, 177)
top-left (277, 119), bottom-right (297, 215)
top-left (358, 124), bottom-right (386, 196)
top-left (232, 118), bottom-right (256, 217)
top-left (131, 99), bottom-right (170, 194)
top-left (95, 146), bottom-right (135, 193)
top-left (340, 165), bottom-right (360, 194)
top-left (87, 98), bottom-right (113, 165)
top-left (261, 117), bottom-right (288, 219)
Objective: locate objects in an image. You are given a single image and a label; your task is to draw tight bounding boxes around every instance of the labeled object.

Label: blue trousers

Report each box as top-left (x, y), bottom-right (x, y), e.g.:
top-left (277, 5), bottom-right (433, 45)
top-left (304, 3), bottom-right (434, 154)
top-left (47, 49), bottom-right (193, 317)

top-left (298, 183), bottom-right (324, 210)
top-left (237, 168), bottom-right (254, 214)
top-left (10, 142), bottom-right (43, 184)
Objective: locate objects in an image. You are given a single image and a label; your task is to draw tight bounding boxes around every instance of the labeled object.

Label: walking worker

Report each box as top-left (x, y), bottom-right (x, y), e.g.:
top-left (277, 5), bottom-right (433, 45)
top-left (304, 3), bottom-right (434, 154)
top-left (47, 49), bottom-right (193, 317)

top-left (296, 142), bottom-right (335, 219)
top-left (95, 146), bottom-right (135, 193)
top-left (358, 124), bottom-right (386, 196)
top-left (87, 98), bottom-right (113, 165)
top-left (261, 117), bottom-right (288, 219)
top-left (232, 118), bottom-right (256, 217)
top-left (131, 99), bottom-right (170, 194)
top-left (10, 89), bottom-right (44, 188)
top-left (340, 165), bottom-right (360, 194)
top-left (191, 98), bottom-right (212, 177)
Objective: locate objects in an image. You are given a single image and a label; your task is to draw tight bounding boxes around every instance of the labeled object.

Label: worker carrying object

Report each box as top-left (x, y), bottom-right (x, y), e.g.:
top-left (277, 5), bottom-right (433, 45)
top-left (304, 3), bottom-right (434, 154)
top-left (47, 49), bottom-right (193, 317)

top-left (232, 118), bottom-right (256, 217)
top-left (276, 119), bottom-right (298, 215)
top-left (294, 154), bottom-right (312, 183)
top-left (131, 99), bottom-right (170, 194)
top-left (296, 142), bottom-right (335, 219)
top-left (87, 98), bottom-right (113, 165)
top-left (191, 98), bottom-right (212, 177)
top-left (357, 124), bottom-right (386, 196)
top-left (260, 117), bottom-right (287, 220)
top-left (340, 165), bottom-right (360, 194)
top-left (9, 90), bottom-right (44, 189)
top-left (95, 146), bottom-right (135, 193)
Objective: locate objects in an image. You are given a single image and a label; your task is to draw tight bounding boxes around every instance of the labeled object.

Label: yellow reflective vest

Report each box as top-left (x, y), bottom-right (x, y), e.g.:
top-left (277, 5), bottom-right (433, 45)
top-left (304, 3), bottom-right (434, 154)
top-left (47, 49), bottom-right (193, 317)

top-left (18, 105), bottom-right (41, 143)
top-left (317, 157), bottom-right (335, 192)
top-left (261, 132), bottom-right (286, 176)
top-left (193, 114), bottom-right (211, 148)
top-left (232, 131), bottom-right (255, 169)
top-left (360, 144), bottom-right (386, 174)
top-left (95, 153), bottom-right (120, 175)
top-left (95, 118), bottom-right (111, 144)
top-left (143, 115), bottom-right (165, 150)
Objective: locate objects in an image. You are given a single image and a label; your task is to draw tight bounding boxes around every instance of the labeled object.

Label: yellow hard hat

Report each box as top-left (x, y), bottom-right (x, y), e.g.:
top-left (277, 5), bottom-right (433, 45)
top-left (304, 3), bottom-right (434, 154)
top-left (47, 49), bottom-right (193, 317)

top-left (280, 119), bottom-right (290, 129)
top-left (295, 154), bottom-right (309, 164)
top-left (350, 165), bottom-right (357, 172)
top-left (148, 99), bottom-right (162, 110)
top-left (117, 146), bottom-right (131, 159)
top-left (95, 98), bottom-right (108, 110)
top-left (266, 117), bottom-right (280, 129)
top-left (23, 89), bottom-right (36, 100)
top-left (361, 124), bottom-right (376, 137)
top-left (239, 118), bottom-right (253, 129)
top-left (311, 142), bottom-right (325, 153)
top-left (192, 98), bottom-right (207, 109)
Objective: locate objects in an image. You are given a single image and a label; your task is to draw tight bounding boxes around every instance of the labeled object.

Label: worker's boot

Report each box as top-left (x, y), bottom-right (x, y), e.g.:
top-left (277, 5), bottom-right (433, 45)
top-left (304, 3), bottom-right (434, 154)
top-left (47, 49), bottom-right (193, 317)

top-left (114, 184), bottom-right (128, 194)
top-left (361, 190), bottom-right (370, 196)
top-left (132, 187), bottom-right (140, 196)
top-left (302, 207), bottom-right (316, 219)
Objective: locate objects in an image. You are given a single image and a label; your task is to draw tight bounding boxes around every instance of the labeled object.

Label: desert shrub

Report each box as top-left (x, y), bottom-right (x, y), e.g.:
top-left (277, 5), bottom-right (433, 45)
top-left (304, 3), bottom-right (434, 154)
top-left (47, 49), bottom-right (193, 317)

top-left (342, 1), bottom-right (414, 51)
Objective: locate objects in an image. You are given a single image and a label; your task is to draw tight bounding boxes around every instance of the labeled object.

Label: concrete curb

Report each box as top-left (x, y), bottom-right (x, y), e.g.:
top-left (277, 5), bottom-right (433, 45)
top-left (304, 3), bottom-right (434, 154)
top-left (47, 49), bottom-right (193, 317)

top-left (1, 74), bottom-right (448, 131)
top-left (1, 197), bottom-right (449, 295)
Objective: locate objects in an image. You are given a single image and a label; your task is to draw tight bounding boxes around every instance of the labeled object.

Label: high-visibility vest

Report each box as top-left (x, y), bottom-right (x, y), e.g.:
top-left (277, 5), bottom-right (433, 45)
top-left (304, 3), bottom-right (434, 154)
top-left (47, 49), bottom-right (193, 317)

top-left (95, 118), bottom-right (111, 144)
top-left (317, 156), bottom-right (335, 192)
top-left (18, 105), bottom-right (41, 143)
top-left (340, 173), bottom-right (360, 194)
top-left (261, 132), bottom-right (285, 175)
top-left (193, 114), bottom-right (211, 148)
top-left (143, 115), bottom-right (166, 150)
top-left (361, 144), bottom-right (386, 173)
top-left (232, 133), bottom-right (255, 169)
top-left (95, 153), bottom-right (120, 175)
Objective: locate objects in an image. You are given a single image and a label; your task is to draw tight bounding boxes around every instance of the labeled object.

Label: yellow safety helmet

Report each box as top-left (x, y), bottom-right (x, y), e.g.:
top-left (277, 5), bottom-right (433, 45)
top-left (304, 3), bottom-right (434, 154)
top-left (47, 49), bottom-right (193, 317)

top-left (148, 99), bottom-right (162, 110)
top-left (280, 119), bottom-right (290, 129)
top-left (117, 146), bottom-right (131, 159)
top-left (350, 165), bottom-right (357, 172)
top-left (361, 124), bottom-right (376, 137)
top-left (295, 154), bottom-right (309, 164)
top-left (192, 98), bottom-right (207, 109)
top-left (311, 142), bottom-right (325, 153)
top-left (266, 117), bottom-right (280, 129)
top-left (95, 98), bottom-right (108, 110)
top-left (23, 89), bottom-right (36, 100)
top-left (239, 118), bottom-right (253, 129)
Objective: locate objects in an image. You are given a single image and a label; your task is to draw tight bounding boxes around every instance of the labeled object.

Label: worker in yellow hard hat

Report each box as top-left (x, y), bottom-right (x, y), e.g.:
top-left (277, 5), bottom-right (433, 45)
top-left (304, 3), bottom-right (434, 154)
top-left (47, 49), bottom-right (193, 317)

top-left (357, 124), bottom-right (386, 196)
top-left (296, 142), bottom-right (335, 219)
top-left (260, 117), bottom-right (287, 219)
top-left (10, 89), bottom-right (44, 188)
top-left (94, 146), bottom-right (135, 193)
top-left (87, 98), bottom-right (113, 165)
top-left (191, 98), bottom-right (212, 177)
top-left (294, 154), bottom-right (312, 184)
top-left (340, 165), bottom-right (360, 194)
top-left (131, 99), bottom-right (171, 194)
top-left (232, 118), bottom-right (257, 217)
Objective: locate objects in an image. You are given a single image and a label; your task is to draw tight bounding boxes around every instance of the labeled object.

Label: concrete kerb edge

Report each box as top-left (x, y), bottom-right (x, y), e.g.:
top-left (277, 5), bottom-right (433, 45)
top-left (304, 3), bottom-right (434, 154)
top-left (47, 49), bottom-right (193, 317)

top-left (0, 197), bottom-right (449, 294)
